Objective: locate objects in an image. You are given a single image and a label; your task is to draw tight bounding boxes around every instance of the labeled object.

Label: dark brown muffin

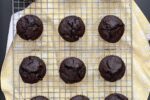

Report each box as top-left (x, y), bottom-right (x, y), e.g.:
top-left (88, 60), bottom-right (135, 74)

top-left (58, 16), bottom-right (85, 42)
top-left (70, 95), bottom-right (89, 100)
top-left (105, 93), bottom-right (128, 100)
top-left (99, 55), bottom-right (126, 82)
top-left (59, 57), bottom-right (86, 84)
top-left (31, 96), bottom-right (49, 100)
top-left (98, 15), bottom-right (125, 43)
top-left (19, 56), bottom-right (46, 84)
top-left (17, 15), bottom-right (43, 40)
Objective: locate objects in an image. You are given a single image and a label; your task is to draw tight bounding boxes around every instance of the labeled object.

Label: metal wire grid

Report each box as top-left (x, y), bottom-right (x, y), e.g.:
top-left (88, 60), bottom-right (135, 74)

top-left (12, 0), bottom-right (132, 100)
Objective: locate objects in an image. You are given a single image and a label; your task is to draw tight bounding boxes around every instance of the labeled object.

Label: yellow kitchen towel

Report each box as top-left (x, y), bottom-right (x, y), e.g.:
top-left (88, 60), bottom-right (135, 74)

top-left (1, 1), bottom-right (150, 100)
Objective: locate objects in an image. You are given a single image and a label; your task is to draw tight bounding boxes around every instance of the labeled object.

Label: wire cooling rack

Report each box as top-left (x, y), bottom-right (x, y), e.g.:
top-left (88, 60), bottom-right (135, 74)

top-left (12, 0), bottom-right (132, 100)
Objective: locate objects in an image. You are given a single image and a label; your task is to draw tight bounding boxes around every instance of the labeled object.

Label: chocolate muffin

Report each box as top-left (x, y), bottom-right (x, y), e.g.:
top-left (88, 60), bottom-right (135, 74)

top-left (17, 15), bottom-right (43, 40)
top-left (99, 55), bottom-right (126, 82)
top-left (19, 56), bottom-right (46, 84)
top-left (59, 57), bottom-right (86, 84)
top-left (58, 16), bottom-right (85, 42)
top-left (70, 95), bottom-right (89, 100)
top-left (98, 15), bottom-right (125, 43)
top-left (105, 93), bottom-right (128, 100)
top-left (31, 96), bottom-right (49, 100)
